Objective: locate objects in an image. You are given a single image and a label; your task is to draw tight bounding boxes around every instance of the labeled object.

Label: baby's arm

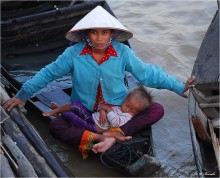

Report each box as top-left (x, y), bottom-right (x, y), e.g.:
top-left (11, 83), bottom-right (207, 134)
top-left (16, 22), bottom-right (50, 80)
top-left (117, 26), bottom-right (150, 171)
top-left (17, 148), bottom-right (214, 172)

top-left (98, 104), bottom-right (113, 126)
top-left (99, 104), bottom-right (112, 113)
top-left (100, 105), bottom-right (132, 127)
top-left (99, 108), bottom-right (107, 126)
top-left (43, 103), bottom-right (71, 117)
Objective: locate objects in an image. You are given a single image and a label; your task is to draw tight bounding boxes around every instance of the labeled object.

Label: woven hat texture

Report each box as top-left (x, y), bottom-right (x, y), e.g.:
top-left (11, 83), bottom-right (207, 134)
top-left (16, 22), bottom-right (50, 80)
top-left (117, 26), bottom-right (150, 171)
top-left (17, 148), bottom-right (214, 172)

top-left (65, 5), bottom-right (133, 42)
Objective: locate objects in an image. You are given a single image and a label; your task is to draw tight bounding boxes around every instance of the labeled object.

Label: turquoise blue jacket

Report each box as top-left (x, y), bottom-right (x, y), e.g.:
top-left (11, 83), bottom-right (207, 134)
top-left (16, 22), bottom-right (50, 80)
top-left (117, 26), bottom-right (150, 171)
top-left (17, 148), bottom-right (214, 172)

top-left (16, 41), bottom-right (185, 111)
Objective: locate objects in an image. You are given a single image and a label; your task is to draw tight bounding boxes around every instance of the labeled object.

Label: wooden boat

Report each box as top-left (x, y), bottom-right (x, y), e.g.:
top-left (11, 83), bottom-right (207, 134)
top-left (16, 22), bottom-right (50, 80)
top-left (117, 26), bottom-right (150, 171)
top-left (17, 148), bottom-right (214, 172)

top-left (1, 80), bottom-right (69, 177)
top-left (1, 1), bottom-right (72, 20)
top-left (1, 1), bottom-right (156, 176)
top-left (1, 61), bottom-right (156, 177)
top-left (1, 0), bottom-right (117, 57)
top-left (188, 2), bottom-right (219, 177)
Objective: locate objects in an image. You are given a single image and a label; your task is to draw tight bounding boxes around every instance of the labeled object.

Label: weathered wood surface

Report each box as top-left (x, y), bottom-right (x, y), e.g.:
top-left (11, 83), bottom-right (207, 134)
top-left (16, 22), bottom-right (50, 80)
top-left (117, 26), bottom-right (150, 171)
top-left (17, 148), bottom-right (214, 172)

top-left (1, 1), bottom-right (71, 20)
top-left (192, 87), bottom-right (219, 120)
top-left (189, 90), bottom-right (219, 176)
top-left (1, 1), bottom-right (104, 50)
top-left (0, 153), bottom-right (16, 178)
top-left (0, 105), bottom-right (10, 123)
top-left (192, 115), bottom-right (211, 142)
top-left (2, 118), bottom-right (57, 177)
top-left (208, 120), bottom-right (220, 171)
top-left (1, 86), bottom-right (56, 177)
top-left (0, 85), bottom-right (68, 177)
top-left (191, 10), bottom-right (219, 86)
top-left (189, 8), bottom-right (219, 176)
top-left (2, 134), bottom-right (38, 177)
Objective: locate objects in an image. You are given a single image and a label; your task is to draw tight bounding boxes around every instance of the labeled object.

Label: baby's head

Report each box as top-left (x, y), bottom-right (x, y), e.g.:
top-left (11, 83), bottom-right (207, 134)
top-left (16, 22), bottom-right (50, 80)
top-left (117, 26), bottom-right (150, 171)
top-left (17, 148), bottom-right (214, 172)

top-left (121, 85), bottom-right (152, 116)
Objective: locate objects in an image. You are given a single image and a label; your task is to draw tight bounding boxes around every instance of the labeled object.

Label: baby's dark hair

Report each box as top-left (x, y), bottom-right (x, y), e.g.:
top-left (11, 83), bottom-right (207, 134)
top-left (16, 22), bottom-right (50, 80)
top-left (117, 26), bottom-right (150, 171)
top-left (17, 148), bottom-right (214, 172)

top-left (127, 85), bottom-right (153, 109)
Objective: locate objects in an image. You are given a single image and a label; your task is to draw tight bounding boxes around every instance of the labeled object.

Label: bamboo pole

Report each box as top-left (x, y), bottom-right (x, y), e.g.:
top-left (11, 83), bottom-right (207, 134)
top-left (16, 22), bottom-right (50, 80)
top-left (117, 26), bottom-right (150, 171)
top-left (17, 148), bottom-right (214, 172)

top-left (0, 105), bottom-right (10, 123)
top-left (2, 134), bottom-right (38, 177)
top-left (1, 85), bottom-right (68, 177)
top-left (2, 118), bottom-right (57, 177)
top-left (0, 153), bottom-right (16, 178)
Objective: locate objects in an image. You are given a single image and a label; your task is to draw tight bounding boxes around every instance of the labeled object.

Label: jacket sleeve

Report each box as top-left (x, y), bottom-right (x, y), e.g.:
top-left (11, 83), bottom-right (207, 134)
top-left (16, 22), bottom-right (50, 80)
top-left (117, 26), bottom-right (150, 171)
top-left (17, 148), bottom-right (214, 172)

top-left (16, 47), bottom-right (74, 102)
top-left (123, 45), bottom-right (185, 96)
top-left (120, 102), bottom-right (164, 136)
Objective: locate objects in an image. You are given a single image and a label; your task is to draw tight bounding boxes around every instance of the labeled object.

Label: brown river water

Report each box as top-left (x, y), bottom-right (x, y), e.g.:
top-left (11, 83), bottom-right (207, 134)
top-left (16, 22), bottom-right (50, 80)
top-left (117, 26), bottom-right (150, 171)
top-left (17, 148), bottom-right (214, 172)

top-left (2, 0), bottom-right (218, 177)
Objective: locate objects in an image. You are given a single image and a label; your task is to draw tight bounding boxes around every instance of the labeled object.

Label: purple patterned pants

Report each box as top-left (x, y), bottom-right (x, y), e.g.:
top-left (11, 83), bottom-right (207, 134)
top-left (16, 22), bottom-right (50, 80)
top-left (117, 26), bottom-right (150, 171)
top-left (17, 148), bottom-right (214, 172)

top-left (61, 101), bottom-right (97, 133)
top-left (49, 102), bottom-right (164, 146)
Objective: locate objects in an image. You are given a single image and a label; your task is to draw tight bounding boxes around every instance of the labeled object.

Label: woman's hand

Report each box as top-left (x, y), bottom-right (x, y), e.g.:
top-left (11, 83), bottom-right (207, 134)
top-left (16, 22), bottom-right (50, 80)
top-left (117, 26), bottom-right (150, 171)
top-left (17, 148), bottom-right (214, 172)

top-left (182, 75), bottom-right (196, 98)
top-left (2, 97), bottom-right (24, 111)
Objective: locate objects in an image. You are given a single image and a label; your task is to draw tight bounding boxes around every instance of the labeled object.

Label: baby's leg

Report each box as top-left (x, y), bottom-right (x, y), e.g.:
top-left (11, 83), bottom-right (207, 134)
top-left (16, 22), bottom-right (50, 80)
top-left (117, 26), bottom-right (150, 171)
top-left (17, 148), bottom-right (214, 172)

top-left (42, 102), bottom-right (59, 117)
top-left (70, 101), bottom-right (92, 122)
top-left (62, 111), bottom-right (97, 133)
top-left (43, 102), bottom-right (60, 117)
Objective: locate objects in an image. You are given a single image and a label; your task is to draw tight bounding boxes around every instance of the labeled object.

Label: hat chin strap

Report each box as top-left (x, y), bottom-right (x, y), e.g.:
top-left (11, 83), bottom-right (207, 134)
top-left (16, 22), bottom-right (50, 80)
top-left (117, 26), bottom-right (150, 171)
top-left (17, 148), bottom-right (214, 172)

top-left (105, 31), bottom-right (122, 48)
top-left (105, 37), bottom-right (112, 48)
top-left (86, 36), bottom-right (95, 48)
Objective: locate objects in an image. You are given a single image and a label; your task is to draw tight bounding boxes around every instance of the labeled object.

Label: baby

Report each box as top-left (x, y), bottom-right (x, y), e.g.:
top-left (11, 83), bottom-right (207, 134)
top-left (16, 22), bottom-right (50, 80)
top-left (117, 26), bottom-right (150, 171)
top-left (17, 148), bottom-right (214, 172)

top-left (43, 85), bottom-right (152, 133)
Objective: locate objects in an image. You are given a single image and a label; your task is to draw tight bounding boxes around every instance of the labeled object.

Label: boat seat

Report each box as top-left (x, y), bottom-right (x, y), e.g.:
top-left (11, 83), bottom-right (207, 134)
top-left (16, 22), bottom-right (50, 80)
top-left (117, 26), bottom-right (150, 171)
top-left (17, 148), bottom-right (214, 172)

top-left (36, 89), bottom-right (70, 106)
top-left (33, 89), bottom-right (71, 119)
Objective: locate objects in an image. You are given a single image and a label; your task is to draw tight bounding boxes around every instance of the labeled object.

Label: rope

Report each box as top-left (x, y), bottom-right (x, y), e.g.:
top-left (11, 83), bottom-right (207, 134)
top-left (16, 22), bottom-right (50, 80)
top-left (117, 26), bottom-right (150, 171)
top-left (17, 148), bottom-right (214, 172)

top-left (100, 138), bottom-right (149, 169)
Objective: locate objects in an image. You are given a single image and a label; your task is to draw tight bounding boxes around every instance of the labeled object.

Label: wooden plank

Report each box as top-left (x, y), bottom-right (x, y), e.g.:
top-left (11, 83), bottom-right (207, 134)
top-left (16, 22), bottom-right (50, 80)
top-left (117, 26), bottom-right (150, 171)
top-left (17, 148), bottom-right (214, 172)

top-left (2, 134), bottom-right (38, 177)
top-left (0, 85), bottom-right (69, 177)
top-left (2, 118), bottom-right (56, 177)
top-left (208, 120), bottom-right (220, 171)
top-left (0, 106), bottom-right (10, 123)
top-left (34, 101), bottom-right (52, 113)
top-left (33, 101), bottom-right (55, 120)
top-left (1, 144), bottom-right (19, 171)
top-left (35, 89), bottom-right (70, 106)
top-left (200, 102), bottom-right (220, 108)
top-left (192, 87), bottom-right (219, 103)
top-left (0, 154), bottom-right (16, 177)
top-left (33, 89), bottom-right (71, 120)
top-left (203, 108), bottom-right (219, 120)
top-left (192, 115), bottom-right (211, 142)
top-left (1, 1), bottom-right (101, 50)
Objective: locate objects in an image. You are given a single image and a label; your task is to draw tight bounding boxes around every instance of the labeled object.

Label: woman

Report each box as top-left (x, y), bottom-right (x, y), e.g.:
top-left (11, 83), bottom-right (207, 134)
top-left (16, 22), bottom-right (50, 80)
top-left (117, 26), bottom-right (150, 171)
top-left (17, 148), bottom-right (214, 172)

top-left (3, 6), bottom-right (195, 158)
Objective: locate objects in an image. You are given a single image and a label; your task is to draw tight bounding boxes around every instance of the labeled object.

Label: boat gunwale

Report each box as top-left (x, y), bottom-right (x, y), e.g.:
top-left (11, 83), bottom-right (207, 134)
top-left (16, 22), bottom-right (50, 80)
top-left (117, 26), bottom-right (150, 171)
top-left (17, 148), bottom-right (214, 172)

top-left (1, 1), bottom-right (105, 25)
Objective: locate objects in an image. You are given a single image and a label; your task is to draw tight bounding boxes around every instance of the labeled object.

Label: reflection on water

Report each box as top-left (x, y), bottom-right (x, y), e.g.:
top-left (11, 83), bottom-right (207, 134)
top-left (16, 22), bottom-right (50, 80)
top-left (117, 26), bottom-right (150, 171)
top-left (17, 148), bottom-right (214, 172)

top-left (25, 111), bottom-right (124, 177)
top-left (2, 0), bottom-right (217, 176)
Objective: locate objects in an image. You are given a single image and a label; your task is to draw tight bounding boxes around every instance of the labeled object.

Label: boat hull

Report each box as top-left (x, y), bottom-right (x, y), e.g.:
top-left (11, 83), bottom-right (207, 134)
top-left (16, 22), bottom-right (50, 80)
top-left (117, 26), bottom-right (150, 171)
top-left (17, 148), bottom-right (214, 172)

top-left (1, 1), bottom-right (112, 56)
top-left (0, 1), bottom-right (155, 175)
top-left (188, 7), bottom-right (219, 177)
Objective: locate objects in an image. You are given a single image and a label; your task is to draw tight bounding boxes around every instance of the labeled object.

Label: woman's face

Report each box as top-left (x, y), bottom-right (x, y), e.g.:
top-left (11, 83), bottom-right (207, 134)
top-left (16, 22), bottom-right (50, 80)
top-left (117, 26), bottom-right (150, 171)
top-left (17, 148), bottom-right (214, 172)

top-left (87, 28), bottom-right (112, 50)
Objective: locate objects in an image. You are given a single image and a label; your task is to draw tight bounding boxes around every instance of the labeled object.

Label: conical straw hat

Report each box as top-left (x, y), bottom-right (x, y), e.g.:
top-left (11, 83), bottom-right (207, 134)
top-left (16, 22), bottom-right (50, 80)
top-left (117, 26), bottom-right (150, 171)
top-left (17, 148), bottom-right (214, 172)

top-left (65, 5), bottom-right (133, 42)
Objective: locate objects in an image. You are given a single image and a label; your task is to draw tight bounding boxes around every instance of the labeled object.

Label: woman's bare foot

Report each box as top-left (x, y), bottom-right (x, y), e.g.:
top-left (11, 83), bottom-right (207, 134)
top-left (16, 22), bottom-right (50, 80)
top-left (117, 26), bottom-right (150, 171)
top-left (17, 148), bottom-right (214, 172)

top-left (51, 102), bottom-right (59, 109)
top-left (91, 137), bottom-right (116, 153)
